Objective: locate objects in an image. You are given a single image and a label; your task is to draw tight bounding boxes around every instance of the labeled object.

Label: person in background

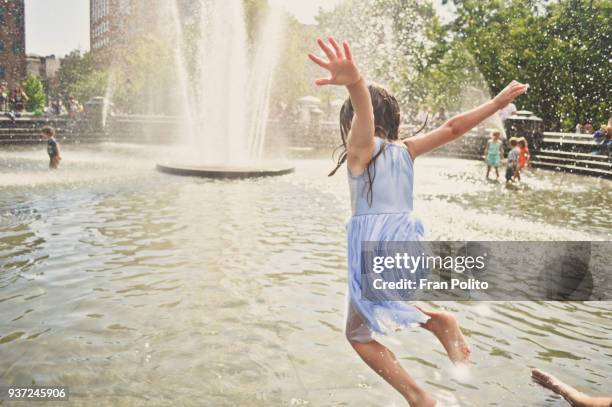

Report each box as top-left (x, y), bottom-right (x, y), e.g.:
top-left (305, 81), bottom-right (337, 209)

top-left (0, 83), bottom-right (8, 112)
top-left (11, 85), bottom-right (28, 114)
top-left (41, 126), bottom-right (61, 170)
top-left (68, 96), bottom-right (82, 119)
top-left (435, 107), bottom-right (448, 126)
top-left (51, 96), bottom-right (65, 116)
top-left (505, 137), bottom-right (520, 183)
top-left (499, 102), bottom-right (517, 121)
top-left (484, 130), bottom-right (503, 180)
top-left (532, 369), bottom-right (612, 407)
top-left (517, 137), bottom-right (530, 174)
top-left (583, 122), bottom-right (594, 134)
top-left (416, 105), bottom-right (431, 127)
top-left (574, 123), bottom-right (582, 133)
top-left (601, 125), bottom-right (612, 155)
top-left (593, 125), bottom-right (606, 142)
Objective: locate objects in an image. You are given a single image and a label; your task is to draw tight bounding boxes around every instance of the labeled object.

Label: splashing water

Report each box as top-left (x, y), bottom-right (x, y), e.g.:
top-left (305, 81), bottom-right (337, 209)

top-left (449, 362), bottom-right (472, 383)
top-left (102, 72), bottom-right (114, 129)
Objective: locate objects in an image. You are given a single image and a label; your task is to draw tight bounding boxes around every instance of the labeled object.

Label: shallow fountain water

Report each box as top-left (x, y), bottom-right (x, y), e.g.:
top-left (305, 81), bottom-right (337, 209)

top-left (0, 144), bottom-right (610, 405)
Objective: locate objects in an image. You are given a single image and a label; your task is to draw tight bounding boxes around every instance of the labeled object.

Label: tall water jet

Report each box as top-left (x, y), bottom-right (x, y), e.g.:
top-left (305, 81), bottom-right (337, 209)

top-left (168, 0), bottom-right (198, 149)
top-left (158, 0), bottom-right (293, 178)
top-left (247, 6), bottom-right (286, 160)
top-left (196, 0), bottom-right (250, 165)
top-left (102, 71), bottom-right (114, 129)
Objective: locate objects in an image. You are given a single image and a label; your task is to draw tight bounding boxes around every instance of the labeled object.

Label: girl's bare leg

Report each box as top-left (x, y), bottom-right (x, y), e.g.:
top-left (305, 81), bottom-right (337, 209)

top-left (346, 308), bottom-right (435, 406)
top-left (486, 166), bottom-right (491, 178)
top-left (418, 306), bottom-right (471, 363)
top-left (349, 340), bottom-right (436, 407)
top-left (531, 369), bottom-right (612, 407)
top-left (495, 167), bottom-right (500, 179)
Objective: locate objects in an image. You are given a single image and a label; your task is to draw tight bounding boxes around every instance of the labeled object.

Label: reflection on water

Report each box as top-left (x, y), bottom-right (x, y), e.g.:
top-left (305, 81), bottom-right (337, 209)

top-left (1, 144), bottom-right (610, 406)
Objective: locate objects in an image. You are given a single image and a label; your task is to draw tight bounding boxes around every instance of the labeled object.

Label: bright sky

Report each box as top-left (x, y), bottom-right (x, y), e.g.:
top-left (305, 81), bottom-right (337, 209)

top-left (24, 0), bottom-right (453, 56)
top-left (25, 0), bottom-right (90, 57)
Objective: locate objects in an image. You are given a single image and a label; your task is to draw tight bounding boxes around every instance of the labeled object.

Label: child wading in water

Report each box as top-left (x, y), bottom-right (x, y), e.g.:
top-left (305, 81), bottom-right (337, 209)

top-left (506, 137), bottom-right (520, 183)
top-left (41, 127), bottom-right (61, 170)
top-left (484, 130), bottom-right (503, 179)
top-left (517, 137), bottom-right (530, 179)
top-left (309, 37), bottom-right (528, 406)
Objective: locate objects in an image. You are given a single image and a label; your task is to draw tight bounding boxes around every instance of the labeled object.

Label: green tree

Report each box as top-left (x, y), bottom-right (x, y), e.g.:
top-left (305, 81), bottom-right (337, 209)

top-left (56, 50), bottom-right (108, 107)
top-left (23, 75), bottom-right (46, 113)
top-left (272, 15), bottom-right (317, 109)
top-left (316, 0), bottom-right (451, 116)
top-left (449, 0), bottom-right (611, 130)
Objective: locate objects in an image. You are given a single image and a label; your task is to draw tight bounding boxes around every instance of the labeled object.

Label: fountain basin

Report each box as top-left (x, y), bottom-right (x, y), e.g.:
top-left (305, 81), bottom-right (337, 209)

top-left (156, 163), bottom-right (294, 179)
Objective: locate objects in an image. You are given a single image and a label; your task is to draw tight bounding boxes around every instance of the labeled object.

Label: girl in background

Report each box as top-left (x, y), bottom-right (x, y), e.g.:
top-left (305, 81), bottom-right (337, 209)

top-left (309, 37), bottom-right (528, 406)
top-left (485, 130), bottom-right (503, 179)
top-left (517, 137), bottom-right (530, 178)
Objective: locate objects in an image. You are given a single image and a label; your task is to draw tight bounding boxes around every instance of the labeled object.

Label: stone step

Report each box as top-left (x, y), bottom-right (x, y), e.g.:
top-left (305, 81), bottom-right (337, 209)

top-left (538, 149), bottom-right (610, 161)
top-left (531, 160), bottom-right (612, 178)
top-left (534, 154), bottom-right (612, 170)
top-left (542, 138), bottom-right (597, 146)
top-left (543, 132), bottom-right (595, 141)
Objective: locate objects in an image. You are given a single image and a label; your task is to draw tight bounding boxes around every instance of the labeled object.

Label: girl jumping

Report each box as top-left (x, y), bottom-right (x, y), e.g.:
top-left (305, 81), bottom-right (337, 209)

top-left (308, 37), bottom-right (528, 406)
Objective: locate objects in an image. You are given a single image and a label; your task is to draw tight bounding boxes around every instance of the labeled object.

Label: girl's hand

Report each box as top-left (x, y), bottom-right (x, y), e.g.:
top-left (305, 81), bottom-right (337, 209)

top-left (493, 81), bottom-right (529, 109)
top-left (308, 37), bottom-right (361, 87)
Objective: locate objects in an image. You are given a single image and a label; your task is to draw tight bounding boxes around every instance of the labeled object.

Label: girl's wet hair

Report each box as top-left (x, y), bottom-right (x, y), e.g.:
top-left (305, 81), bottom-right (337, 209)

top-left (329, 84), bottom-right (401, 206)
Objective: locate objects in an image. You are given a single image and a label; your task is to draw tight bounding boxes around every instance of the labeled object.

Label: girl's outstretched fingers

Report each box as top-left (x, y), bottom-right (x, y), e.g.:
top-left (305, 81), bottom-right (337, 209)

top-left (314, 78), bottom-right (333, 86)
top-left (343, 41), bottom-right (352, 61)
top-left (494, 81), bottom-right (529, 107)
top-left (317, 37), bottom-right (336, 61)
top-left (308, 53), bottom-right (330, 69)
top-left (307, 37), bottom-right (361, 87)
top-left (328, 37), bottom-right (343, 58)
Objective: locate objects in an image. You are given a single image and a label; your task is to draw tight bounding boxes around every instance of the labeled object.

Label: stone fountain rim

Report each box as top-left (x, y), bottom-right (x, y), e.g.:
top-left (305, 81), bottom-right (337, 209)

top-left (156, 163), bottom-right (295, 179)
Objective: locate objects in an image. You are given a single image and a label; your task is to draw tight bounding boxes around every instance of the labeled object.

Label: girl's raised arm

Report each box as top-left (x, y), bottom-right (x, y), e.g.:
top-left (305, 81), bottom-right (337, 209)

top-left (308, 38), bottom-right (375, 172)
top-left (405, 81), bottom-right (529, 159)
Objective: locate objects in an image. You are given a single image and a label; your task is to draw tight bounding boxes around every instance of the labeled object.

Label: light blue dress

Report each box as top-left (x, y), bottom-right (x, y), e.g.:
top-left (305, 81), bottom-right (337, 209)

top-left (486, 141), bottom-right (502, 167)
top-left (345, 137), bottom-right (429, 342)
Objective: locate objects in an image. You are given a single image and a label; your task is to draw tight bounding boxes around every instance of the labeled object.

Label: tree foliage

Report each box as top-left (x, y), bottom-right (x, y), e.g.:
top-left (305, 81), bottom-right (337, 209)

top-left (56, 50), bottom-right (109, 107)
top-left (23, 75), bottom-right (46, 113)
top-left (446, 0), bottom-right (610, 129)
top-left (317, 0), bottom-right (439, 115)
top-left (316, 0), bottom-right (610, 130)
top-left (52, 0), bottom-right (608, 129)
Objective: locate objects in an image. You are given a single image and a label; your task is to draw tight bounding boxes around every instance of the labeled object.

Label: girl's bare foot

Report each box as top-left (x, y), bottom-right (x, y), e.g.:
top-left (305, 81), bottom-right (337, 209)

top-left (531, 369), bottom-right (612, 407)
top-left (411, 391), bottom-right (437, 407)
top-left (419, 307), bottom-right (471, 363)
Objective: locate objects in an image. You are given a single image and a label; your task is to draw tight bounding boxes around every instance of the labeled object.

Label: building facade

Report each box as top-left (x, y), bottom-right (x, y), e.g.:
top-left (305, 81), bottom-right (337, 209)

top-left (26, 54), bottom-right (61, 93)
top-left (90, 0), bottom-right (165, 57)
top-left (0, 0), bottom-right (26, 89)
